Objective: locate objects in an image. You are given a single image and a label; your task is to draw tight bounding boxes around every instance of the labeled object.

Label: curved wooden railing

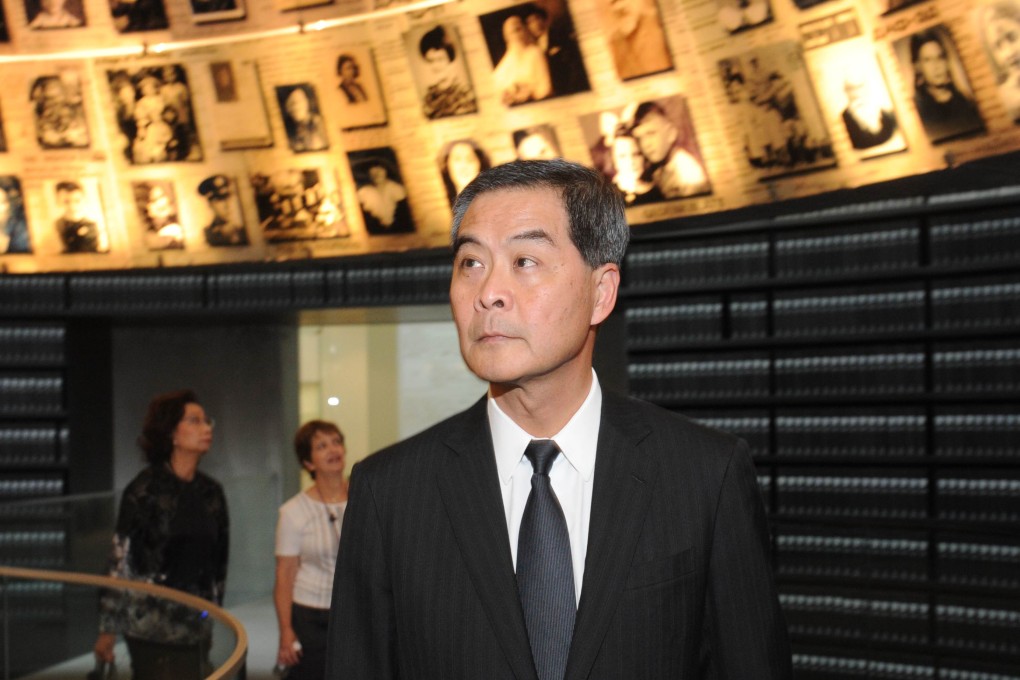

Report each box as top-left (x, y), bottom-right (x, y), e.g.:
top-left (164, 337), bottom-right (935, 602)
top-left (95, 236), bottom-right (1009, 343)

top-left (0, 565), bottom-right (247, 680)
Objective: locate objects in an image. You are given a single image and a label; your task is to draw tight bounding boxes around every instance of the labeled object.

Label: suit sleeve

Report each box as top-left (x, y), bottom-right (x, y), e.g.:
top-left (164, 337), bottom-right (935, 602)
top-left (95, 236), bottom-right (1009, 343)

top-left (702, 440), bottom-right (793, 678)
top-left (325, 462), bottom-right (396, 680)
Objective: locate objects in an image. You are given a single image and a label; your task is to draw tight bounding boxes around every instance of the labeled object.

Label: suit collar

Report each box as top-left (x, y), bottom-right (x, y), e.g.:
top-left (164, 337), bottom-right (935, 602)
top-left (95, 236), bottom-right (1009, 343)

top-left (567, 393), bottom-right (654, 680)
top-left (437, 398), bottom-right (539, 680)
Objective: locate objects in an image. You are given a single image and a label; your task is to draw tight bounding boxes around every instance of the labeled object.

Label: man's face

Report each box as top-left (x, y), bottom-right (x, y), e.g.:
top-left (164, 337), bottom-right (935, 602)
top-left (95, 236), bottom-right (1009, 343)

top-left (369, 165), bottom-right (387, 186)
top-left (609, 0), bottom-right (643, 36)
top-left (517, 132), bottom-right (557, 160)
top-left (57, 188), bottom-right (85, 221)
top-left (450, 187), bottom-right (616, 388)
top-left (525, 13), bottom-right (547, 38)
top-left (631, 112), bottom-right (678, 164)
top-left (988, 15), bottom-right (1020, 73)
top-left (286, 89), bottom-right (311, 122)
top-left (917, 40), bottom-right (950, 87)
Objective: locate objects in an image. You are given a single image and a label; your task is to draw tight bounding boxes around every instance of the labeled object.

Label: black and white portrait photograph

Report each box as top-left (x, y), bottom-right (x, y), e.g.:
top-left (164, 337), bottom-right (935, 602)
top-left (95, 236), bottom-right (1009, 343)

top-left (132, 180), bottom-right (184, 251)
top-left (188, 0), bottom-right (243, 23)
top-left (480, 1), bottom-right (591, 107)
top-left (251, 168), bottom-right (347, 242)
top-left (581, 96), bottom-right (711, 206)
top-left (405, 23), bottom-right (478, 120)
top-left (333, 47), bottom-right (388, 130)
top-left (25, 0), bottom-right (85, 29)
top-left (438, 139), bottom-right (490, 207)
top-left (0, 176), bottom-right (32, 254)
top-left (107, 64), bottom-right (203, 164)
top-left (894, 25), bottom-right (985, 143)
top-left (348, 148), bottom-right (414, 236)
top-left (596, 0), bottom-right (672, 81)
top-left (513, 124), bottom-right (562, 160)
top-left (717, 0), bottom-right (772, 33)
top-left (206, 59), bottom-right (273, 150)
top-left (975, 0), bottom-right (1020, 124)
top-left (814, 45), bottom-right (906, 158)
top-left (109, 0), bottom-right (168, 32)
top-left (47, 178), bottom-right (109, 253)
top-left (276, 83), bottom-right (329, 153)
top-left (719, 42), bottom-right (835, 179)
top-left (197, 174), bottom-right (248, 247)
top-left (30, 72), bottom-right (90, 149)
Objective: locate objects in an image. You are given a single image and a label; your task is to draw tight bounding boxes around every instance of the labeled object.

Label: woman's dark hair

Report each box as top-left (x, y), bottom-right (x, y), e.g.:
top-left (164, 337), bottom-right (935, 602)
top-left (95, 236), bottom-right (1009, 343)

top-left (138, 389), bottom-right (199, 467)
top-left (419, 25), bottom-right (456, 61)
top-left (294, 420), bottom-right (344, 479)
top-left (337, 54), bottom-right (360, 78)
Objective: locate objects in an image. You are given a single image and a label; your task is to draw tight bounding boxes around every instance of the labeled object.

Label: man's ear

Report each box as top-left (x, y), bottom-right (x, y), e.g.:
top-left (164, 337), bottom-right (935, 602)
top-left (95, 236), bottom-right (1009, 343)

top-left (590, 263), bottom-right (621, 326)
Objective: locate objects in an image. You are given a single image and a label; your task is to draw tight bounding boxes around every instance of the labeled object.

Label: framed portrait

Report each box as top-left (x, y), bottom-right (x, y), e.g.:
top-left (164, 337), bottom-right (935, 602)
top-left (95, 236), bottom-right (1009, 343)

top-left (108, 0), bottom-right (168, 32)
top-left (30, 71), bottom-right (90, 150)
top-left (347, 147), bottom-right (414, 236)
top-left (0, 176), bottom-right (32, 254)
top-left (188, 0), bottom-right (244, 23)
top-left (717, 0), bottom-right (772, 33)
top-left (333, 46), bottom-right (388, 130)
top-left (196, 174), bottom-right (249, 247)
top-left (815, 45), bottom-right (907, 159)
top-left (438, 139), bottom-right (490, 207)
top-left (276, 83), bottom-right (329, 153)
top-left (717, 42), bottom-right (835, 179)
top-left (580, 96), bottom-right (712, 206)
top-left (974, 0), bottom-right (1020, 125)
top-left (106, 64), bottom-right (203, 164)
top-left (479, 0), bottom-right (591, 107)
top-left (513, 124), bottom-right (562, 160)
top-left (893, 25), bottom-right (985, 143)
top-left (250, 168), bottom-right (348, 242)
top-left (404, 23), bottom-right (478, 120)
top-left (45, 178), bottom-right (110, 253)
top-left (206, 60), bottom-right (273, 150)
top-left (132, 180), bottom-right (184, 251)
top-left (25, 0), bottom-right (86, 29)
top-left (596, 0), bottom-right (672, 81)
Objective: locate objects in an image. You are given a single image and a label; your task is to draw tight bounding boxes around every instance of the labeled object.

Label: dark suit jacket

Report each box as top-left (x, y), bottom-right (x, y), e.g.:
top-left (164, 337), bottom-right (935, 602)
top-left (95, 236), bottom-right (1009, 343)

top-left (326, 391), bottom-right (792, 679)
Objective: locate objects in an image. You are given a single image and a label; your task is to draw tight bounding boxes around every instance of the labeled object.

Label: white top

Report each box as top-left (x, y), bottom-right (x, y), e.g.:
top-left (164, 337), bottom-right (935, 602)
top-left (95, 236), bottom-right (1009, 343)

top-left (490, 372), bottom-right (602, 605)
top-left (275, 491), bottom-right (346, 609)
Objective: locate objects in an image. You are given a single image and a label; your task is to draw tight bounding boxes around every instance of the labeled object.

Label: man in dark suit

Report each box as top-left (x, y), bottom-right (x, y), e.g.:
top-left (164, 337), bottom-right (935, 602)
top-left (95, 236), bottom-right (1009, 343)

top-left (326, 159), bottom-right (792, 680)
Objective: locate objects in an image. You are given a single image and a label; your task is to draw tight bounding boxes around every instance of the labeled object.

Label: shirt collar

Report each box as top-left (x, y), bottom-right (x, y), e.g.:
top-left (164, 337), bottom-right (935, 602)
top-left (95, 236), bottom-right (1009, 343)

top-left (489, 370), bottom-right (602, 485)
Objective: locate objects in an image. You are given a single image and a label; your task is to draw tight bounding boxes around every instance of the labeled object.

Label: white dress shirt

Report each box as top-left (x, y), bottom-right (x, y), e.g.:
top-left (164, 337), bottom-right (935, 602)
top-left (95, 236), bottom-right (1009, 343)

top-left (489, 372), bottom-right (602, 605)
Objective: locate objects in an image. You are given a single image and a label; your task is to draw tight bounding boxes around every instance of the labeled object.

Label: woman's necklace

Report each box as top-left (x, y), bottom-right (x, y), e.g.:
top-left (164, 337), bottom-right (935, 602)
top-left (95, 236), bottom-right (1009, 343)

top-left (313, 485), bottom-right (342, 541)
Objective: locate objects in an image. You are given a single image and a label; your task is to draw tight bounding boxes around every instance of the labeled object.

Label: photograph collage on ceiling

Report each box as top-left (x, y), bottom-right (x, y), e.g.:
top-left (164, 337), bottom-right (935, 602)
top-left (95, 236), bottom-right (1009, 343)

top-left (0, 0), bottom-right (1018, 273)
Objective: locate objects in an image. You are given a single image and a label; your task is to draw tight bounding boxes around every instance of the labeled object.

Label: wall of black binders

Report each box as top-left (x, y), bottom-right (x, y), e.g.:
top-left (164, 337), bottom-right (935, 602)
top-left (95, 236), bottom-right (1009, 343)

top-left (623, 186), bottom-right (1020, 678)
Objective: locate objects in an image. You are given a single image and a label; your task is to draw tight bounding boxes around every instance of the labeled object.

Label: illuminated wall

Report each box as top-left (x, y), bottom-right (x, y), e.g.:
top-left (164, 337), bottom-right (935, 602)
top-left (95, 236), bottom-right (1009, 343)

top-left (0, 0), bottom-right (1018, 273)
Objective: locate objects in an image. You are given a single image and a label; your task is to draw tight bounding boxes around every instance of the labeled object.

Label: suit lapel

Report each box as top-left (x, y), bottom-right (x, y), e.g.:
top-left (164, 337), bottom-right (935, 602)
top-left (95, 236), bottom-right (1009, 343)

top-left (436, 399), bottom-right (538, 680)
top-left (567, 394), bottom-right (654, 680)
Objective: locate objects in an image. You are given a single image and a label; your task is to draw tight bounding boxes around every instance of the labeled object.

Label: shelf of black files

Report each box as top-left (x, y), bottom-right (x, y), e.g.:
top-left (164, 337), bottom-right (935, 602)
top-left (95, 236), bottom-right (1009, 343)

top-left (0, 322), bottom-right (69, 635)
top-left (621, 188), bottom-right (1020, 679)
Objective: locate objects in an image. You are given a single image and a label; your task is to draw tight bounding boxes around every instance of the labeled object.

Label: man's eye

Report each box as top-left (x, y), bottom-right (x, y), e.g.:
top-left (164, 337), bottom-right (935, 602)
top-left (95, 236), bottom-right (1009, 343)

top-left (515, 257), bottom-right (536, 267)
top-left (459, 257), bottom-right (482, 268)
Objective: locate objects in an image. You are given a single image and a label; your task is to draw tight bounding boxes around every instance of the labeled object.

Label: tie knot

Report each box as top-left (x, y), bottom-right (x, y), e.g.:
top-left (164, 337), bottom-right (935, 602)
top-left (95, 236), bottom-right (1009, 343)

top-left (524, 439), bottom-right (560, 476)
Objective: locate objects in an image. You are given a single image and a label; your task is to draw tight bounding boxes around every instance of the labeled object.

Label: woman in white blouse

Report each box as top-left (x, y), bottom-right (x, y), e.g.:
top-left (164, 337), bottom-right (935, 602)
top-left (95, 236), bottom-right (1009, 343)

top-left (274, 420), bottom-right (349, 680)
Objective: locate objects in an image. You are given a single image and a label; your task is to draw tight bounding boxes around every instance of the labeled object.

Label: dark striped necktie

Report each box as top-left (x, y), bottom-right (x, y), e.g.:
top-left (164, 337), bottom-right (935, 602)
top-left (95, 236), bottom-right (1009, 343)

top-left (517, 439), bottom-right (575, 680)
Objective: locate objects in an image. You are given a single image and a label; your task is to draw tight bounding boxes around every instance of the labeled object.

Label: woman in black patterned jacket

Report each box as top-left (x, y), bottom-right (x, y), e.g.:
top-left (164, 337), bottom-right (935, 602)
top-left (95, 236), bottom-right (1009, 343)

top-left (93, 389), bottom-right (229, 680)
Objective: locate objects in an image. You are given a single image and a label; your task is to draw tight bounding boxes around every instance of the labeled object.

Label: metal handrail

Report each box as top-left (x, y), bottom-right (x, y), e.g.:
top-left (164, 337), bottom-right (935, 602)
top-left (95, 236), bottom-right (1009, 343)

top-left (0, 565), bottom-right (247, 680)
